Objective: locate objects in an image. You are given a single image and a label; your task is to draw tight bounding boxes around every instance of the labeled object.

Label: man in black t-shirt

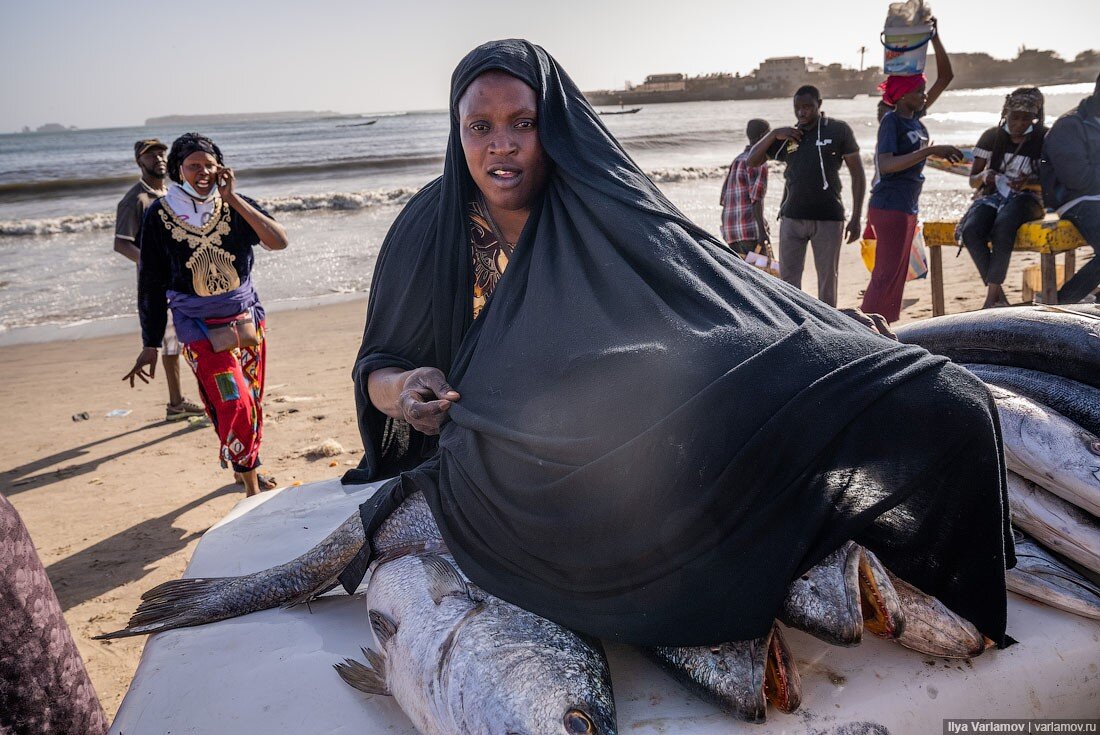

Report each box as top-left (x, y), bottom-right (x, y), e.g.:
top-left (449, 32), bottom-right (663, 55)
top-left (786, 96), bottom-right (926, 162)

top-left (747, 86), bottom-right (865, 307)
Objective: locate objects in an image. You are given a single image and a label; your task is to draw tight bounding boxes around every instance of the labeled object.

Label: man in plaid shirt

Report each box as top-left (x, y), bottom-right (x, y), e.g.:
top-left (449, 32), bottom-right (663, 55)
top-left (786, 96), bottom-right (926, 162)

top-left (720, 119), bottom-right (771, 256)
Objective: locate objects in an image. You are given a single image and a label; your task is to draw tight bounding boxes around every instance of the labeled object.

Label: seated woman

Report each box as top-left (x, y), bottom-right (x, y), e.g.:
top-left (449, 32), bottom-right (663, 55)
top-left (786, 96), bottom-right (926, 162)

top-left (959, 88), bottom-right (1046, 308)
top-left (346, 40), bottom-right (1013, 649)
top-left (124, 133), bottom-right (288, 497)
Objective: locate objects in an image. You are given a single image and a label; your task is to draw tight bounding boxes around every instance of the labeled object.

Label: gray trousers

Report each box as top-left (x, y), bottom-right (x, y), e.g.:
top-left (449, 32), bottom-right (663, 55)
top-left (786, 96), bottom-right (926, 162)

top-left (778, 217), bottom-right (844, 307)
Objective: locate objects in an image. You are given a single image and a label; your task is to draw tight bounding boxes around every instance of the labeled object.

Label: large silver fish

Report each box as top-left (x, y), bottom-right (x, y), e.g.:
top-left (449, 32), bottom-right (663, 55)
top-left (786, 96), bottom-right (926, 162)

top-left (963, 363), bottom-right (1100, 438)
top-left (988, 384), bottom-right (1100, 517)
top-left (1007, 531), bottom-right (1100, 621)
top-left (1006, 472), bottom-right (1100, 575)
top-left (894, 305), bottom-right (1100, 390)
top-left (336, 495), bottom-right (616, 735)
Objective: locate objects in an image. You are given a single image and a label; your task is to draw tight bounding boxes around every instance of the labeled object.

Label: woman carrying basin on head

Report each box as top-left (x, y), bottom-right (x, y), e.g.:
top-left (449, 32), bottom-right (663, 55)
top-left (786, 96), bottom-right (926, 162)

top-left (861, 73), bottom-right (964, 322)
top-left (958, 88), bottom-right (1047, 308)
top-left (124, 133), bottom-right (288, 497)
top-left (345, 40), bottom-right (1013, 650)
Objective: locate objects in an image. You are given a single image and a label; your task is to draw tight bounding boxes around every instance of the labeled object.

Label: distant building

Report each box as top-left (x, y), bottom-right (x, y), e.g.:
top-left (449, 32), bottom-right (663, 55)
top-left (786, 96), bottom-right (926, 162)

top-left (581, 46), bottom-right (1097, 108)
top-left (754, 57), bottom-right (809, 89)
top-left (638, 74), bottom-right (687, 92)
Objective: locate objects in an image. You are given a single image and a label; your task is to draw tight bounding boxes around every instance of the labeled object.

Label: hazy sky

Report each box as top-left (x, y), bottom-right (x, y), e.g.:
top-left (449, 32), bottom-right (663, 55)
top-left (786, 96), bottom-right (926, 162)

top-left (2, 0), bottom-right (1097, 131)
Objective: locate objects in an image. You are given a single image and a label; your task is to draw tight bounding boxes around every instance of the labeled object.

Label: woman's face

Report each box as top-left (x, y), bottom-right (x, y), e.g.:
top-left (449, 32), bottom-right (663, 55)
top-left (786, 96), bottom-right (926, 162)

top-left (180, 151), bottom-right (219, 195)
top-left (458, 71), bottom-right (549, 218)
top-left (899, 83), bottom-right (928, 112)
top-left (1005, 109), bottom-right (1036, 136)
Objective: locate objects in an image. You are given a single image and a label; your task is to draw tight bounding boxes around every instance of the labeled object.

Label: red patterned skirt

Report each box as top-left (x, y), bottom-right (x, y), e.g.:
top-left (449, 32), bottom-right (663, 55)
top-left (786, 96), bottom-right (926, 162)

top-left (184, 321), bottom-right (266, 473)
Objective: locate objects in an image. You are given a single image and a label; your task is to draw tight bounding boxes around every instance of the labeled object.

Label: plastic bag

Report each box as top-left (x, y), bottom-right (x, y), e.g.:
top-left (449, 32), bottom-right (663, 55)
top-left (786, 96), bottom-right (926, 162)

top-left (744, 247), bottom-right (781, 278)
top-left (860, 223), bottom-right (929, 281)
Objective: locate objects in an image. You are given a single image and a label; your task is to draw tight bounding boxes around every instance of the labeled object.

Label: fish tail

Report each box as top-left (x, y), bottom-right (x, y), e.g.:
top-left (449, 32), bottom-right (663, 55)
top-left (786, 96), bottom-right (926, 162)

top-left (94, 577), bottom-right (244, 639)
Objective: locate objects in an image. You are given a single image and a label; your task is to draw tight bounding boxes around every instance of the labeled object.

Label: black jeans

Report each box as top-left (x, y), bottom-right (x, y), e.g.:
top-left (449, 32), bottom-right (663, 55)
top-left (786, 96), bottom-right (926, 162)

top-left (959, 194), bottom-right (1044, 286)
top-left (1058, 200), bottom-right (1100, 304)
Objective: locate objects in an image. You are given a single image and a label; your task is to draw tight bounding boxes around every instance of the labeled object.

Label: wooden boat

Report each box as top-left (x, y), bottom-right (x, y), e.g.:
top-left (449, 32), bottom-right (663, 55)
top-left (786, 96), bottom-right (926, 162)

top-left (599, 107), bottom-right (642, 116)
top-left (336, 120), bottom-right (377, 128)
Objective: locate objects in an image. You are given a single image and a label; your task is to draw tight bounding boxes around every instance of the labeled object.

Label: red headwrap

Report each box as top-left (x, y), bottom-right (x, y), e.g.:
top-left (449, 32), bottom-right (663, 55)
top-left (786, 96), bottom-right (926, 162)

top-left (879, 74), bottom-right (926, 106)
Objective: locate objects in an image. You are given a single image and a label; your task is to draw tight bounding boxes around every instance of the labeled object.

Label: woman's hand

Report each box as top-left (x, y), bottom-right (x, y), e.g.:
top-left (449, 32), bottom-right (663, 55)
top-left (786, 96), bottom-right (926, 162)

top-left (929, 145), bottom-right (964, 163)
top-left (839, 308), bottom-right (898, 340)
top-left (398, 367), bottom-right (461, 435)
top-left (971, 169), bottom-right (996, 189)
top-left (123, 347), bottom-right (160, 387)
top-left (216, 165), bottom-right (237, 202)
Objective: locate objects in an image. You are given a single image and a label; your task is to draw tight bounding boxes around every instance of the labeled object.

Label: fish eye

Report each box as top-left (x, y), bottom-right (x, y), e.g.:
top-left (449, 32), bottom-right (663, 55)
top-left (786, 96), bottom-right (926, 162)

top-left (564, 709), bottom-right (594, 734)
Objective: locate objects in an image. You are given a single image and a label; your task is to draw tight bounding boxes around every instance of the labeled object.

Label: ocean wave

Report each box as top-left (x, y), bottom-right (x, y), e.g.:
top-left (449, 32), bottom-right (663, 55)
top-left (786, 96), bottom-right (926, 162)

top-left (620, 130), bottom-right (738, 150)
top-left (946, 82), bottom-right (1095, 98)
top-left (923, 111), bottom-right (1000, 125)
top-left (647, 166), bottom-right (727, 182)
top-left (260, 187), bottom-right (419, 213)
top-left (0, 186), bottom-right (421, 237)
top-left (0, 153), bottom-right (444, 198)
top-left (0, 212), bottom-right (117, 236)
top-left (0, 166), bottom-right (731, 237)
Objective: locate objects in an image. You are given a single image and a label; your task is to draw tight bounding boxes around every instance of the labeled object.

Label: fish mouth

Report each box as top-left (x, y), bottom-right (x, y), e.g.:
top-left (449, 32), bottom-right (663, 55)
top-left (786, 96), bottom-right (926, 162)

top-left (859, 548), bottom-right (906, 639)
top-left (763, 624), bottom-right (801, 714)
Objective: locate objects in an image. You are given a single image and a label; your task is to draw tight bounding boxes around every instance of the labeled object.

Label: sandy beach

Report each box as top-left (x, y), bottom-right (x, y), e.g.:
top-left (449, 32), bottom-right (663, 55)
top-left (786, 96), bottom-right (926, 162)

top-left (1, 234), bottom-right (1089, 719)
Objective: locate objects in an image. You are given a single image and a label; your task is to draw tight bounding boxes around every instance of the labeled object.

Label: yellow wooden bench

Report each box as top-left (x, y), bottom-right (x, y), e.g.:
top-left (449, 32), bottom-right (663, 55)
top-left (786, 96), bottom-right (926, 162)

top-left (922, 217), bottom-right (1089, 316)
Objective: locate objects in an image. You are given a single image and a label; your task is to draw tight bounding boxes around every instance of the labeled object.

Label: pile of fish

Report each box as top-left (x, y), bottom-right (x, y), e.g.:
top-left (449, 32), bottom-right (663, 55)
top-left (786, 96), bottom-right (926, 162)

top-left (895, 305), bottom-right (1100, 622)
top-left (94, 305), bottom-right (1099, 732)
top-left (99, 492), bottom-right (998, 731)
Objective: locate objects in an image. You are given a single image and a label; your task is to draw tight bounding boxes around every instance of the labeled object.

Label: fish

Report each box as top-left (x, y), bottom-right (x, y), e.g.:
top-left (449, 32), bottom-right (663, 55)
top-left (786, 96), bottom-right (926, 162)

top-left (338, 547), bottom-right (617, 735)
top-left (645, 622), bottom-right (800, 723)
top-left (95, 511), bottom-right (369, 639)
top-left (894, 306), bottom-right (1100, 389)
top-left (778, 542), bottom-right (904, 647)
top-left (1007, 531), bottom-right (1100, 620)
top-left (963, 363), bottom-right (1100, 438)
top-left (988, 384), bottom-right (1100, 517)
top-left (885, 571), bottom-right (989, 659)
top-left (1006, 472), bottom-right (1100, 575)
top-left (102, 493), bottom-right (618, 734)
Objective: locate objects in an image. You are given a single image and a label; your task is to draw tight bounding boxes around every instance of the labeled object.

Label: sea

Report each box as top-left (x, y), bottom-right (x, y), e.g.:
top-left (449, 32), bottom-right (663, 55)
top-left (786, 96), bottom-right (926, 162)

top-left (0, 82), bottom-right (1092, 345)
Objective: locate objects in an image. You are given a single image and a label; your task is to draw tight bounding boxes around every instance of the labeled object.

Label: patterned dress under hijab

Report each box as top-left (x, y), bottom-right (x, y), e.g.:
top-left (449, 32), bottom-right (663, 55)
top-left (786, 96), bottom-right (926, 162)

top-left (469, 199), bottom-right (516, 319)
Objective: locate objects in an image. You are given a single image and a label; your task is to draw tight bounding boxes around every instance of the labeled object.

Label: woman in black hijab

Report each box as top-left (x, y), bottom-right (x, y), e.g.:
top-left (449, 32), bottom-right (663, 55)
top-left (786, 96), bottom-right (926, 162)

top-left (346, 40), bottom-right (1013, 649)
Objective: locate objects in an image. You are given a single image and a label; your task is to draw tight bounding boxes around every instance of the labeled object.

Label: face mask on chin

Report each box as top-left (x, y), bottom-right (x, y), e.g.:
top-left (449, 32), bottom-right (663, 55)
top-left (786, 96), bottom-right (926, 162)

top-left (180, 178), bottom-right (218, 202)
top-left (1003, 122), bottom-right (1035, 136)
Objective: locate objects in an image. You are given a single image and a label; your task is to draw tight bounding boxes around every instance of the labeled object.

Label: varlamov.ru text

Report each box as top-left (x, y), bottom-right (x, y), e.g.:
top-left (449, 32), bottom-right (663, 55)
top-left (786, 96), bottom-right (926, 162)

top-left (945, 721), bottom-right (1098, 734)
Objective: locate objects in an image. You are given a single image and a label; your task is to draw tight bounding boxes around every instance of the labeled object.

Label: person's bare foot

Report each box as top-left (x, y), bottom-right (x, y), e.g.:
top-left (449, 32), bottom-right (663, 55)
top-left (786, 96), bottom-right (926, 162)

top-left (234, 470), bottom-right (276, 495)
top-left (982, 284), bottom-right (1009, 309)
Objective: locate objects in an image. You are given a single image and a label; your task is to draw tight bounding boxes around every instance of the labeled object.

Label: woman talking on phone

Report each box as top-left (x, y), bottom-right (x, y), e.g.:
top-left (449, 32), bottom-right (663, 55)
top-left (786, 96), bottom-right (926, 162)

top-left (124, 133), bottom-right (288, 496)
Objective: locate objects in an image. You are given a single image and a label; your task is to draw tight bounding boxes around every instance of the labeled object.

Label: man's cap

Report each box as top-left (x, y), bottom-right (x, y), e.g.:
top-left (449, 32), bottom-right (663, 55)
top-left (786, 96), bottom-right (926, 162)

top-left (134, 139), bottom-right (167, 158)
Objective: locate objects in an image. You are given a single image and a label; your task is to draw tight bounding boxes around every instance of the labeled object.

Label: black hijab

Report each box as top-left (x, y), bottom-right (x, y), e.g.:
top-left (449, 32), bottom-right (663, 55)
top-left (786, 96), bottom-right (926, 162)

top-left (345, 40), bottom-right (1012, 647)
